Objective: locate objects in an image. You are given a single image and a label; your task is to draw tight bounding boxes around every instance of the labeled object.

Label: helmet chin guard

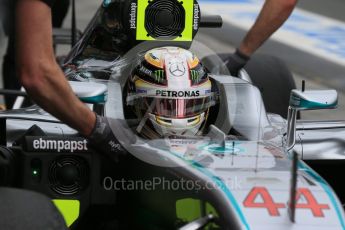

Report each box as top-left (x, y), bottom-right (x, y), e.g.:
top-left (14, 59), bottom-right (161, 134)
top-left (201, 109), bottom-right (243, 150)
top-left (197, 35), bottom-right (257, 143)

top-left (148, 112), bottom-right (207, 137)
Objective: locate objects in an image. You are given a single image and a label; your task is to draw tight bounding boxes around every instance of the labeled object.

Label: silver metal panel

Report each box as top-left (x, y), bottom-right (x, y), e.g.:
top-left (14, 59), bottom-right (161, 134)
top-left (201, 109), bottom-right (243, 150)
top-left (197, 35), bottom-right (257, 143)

top-left (212, 75), bottom-right (270, 140)
top-left (294, 121), bottom-right (345, 160)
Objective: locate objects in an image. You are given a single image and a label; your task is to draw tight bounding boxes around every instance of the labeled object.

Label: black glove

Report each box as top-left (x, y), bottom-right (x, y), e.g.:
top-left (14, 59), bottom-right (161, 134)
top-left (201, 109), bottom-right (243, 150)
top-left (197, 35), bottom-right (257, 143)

top-left (224, 49), bottom-right (250, 76)
top-left (88, 114), bottom-right (125, 161)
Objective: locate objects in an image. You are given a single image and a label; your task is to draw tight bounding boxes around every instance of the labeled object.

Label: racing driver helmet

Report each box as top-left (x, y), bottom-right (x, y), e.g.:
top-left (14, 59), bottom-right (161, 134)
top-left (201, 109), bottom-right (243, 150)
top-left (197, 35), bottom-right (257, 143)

top-left (126, 47), bottom-right (217, 139)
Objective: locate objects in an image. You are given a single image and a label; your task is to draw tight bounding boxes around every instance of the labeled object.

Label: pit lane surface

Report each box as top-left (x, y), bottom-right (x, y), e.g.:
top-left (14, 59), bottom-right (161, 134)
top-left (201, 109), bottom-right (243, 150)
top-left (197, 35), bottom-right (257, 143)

top-left (197, 0), bottom-right (345, 120)
top-left (0, 0), bottom-right (344, 120)
top-left (298, 0), bottom-right (345, 22)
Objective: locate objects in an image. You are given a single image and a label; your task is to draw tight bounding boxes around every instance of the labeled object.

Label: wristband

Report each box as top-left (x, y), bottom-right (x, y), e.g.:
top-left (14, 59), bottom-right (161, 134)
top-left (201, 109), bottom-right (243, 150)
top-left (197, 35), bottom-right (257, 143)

top-left (235, 49), bottom-right (250, 61)
top-left (88, 114), bottom-right (111, 143)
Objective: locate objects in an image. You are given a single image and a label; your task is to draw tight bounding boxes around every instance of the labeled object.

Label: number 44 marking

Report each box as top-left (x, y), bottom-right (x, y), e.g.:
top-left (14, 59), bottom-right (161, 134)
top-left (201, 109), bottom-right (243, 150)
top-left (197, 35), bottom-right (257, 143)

top-left (243, 187), bottom-right (330, 217)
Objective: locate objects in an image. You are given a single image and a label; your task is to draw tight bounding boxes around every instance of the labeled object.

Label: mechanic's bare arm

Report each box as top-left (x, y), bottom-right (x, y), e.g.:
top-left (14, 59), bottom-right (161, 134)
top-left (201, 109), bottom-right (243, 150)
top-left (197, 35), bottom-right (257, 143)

top-left (239, 0), bottom-right (298, 56)
top-left (16, 0), bottom-right (96, 136)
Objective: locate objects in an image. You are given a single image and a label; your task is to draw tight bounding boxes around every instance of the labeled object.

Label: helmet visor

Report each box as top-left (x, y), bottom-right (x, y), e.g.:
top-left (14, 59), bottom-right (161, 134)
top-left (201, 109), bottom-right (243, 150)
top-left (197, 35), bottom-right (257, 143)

top-left (133, 96), bottom-right (215, 118)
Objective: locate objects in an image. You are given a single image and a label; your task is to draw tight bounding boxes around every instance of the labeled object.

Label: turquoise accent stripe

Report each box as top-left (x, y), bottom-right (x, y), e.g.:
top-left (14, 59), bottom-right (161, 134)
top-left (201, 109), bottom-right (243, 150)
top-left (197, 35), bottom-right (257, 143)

top-left (298, 161), bottom-right (345, 228)
top-left (102, 0), bottom-right (112, 7)
top-left (168, 148), bottom-right (249, 229)
top-left (198, 142), bottom-right (245, 155)
top-left (299, 99), bottom-right (337, 110)
top-left (192, 162), bottom-right (251, 230)
top-left (79, 94), bottom-right (107, 104)
top-left (290, 95), bottom-right (337, 110)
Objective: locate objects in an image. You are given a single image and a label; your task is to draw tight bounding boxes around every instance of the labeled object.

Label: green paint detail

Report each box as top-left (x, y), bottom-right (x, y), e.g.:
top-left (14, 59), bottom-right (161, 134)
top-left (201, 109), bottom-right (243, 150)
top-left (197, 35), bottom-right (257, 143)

top-left (136, 0), bottom-right (148, 40)
top-left (191, 70), bottom-right (199, 81)
top-left (53, 200), bottom-right (80, 227)
top-left (136, 0), bottom-right (194, 41)
top-left (183, 0), bottom-right (194, 41)
top-left (191, 70), bottom-right (195, 80)
top-left (176, 199), bottom-right (201, 221)
top-left (154, 70), bottom-right (164, 82)
top-left (79, 93), bottom-right (108, 104)
top-left (176, 198), bottom-right (219, 229)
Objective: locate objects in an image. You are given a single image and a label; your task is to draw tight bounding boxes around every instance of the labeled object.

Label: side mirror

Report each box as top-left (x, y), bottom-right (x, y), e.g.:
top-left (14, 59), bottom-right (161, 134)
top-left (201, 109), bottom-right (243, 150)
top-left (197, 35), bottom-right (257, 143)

top-left (289, 89), bottom-right (337, 110)
top-left (69, 81), bottom-right (108, 116)
top-left (69, 81), bottom-right (108, 104)
top-left (286, 89), bottom-right (338, 150)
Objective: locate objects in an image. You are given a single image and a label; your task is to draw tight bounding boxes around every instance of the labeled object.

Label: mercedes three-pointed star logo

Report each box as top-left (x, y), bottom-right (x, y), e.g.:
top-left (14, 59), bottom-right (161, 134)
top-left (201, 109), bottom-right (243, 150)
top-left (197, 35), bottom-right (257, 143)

top-left (169, 61), bottom-right (186, 77)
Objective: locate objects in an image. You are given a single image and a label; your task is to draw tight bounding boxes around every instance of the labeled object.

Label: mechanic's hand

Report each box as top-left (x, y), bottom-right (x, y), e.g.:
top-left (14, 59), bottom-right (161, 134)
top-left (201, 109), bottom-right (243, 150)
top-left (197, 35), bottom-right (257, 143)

top-left (88, 114), bottom-right (125, 161)
top-left (224, 49), bottom-right (250, 76)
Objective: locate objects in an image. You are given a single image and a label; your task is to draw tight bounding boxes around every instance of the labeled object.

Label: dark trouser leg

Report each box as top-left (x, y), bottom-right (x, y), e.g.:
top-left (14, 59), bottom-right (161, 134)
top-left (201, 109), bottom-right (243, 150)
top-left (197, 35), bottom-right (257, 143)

top-left (3, 34), bottom-right (18, 108)
top-left (2, 0), bottom-right (17, 108)
top-left (52, 0), bottom-right (71, 28)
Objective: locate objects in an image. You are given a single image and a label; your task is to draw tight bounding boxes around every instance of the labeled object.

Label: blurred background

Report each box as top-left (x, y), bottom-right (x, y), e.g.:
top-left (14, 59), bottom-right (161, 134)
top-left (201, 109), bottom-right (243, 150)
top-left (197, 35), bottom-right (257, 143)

top-left (0, 0), bottom-right (344, 119)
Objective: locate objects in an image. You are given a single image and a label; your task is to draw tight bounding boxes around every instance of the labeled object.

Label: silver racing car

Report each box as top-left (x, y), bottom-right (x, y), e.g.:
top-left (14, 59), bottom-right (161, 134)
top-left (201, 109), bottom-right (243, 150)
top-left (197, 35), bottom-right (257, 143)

top-left (0, 0), bottom-right (344, 229)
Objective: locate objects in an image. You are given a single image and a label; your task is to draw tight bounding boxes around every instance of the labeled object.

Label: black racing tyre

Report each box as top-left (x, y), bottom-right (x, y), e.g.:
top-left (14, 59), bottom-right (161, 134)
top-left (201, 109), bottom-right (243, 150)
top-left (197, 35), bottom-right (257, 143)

top-left (201, 53), bottom-right (296, 119)
top-left (244, 54), bottom-right (297, 119)
top-left (0, 188), bottom-right (68, 230)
